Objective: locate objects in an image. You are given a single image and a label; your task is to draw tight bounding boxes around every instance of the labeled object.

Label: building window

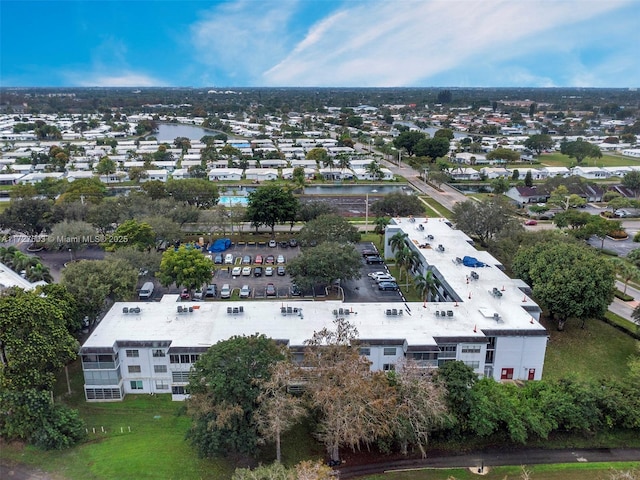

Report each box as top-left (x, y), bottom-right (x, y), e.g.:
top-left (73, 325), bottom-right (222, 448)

top-left (155, 380), bottom-right (169, 390)
top-left (383, 347), bottom-right (396, 356)
top-left (438, 344), bottom-right (457, 359)
top-left (169, 354), bottom-right (180, 364)
top-left (152, 349), bottom-right (165, 357)
top-left (172, 386), bottom-right (187, 395)
top-left (190, 354), bottom-right (200, 363)
top-left (464, 361), bottom-right (480, 369)
top-left (154, 365), bottom-right (167, 373)
top-left (126, 349), bottom-right (139, 358)
top-left (461, 345), bottom-right (481, 354)
top-left (180, 354), bottom-right (190, 364)
top-left (359, 348), bottom-right (371, 356)
top-left (485, 350), bottom-right (495, 364)
top-left (383, 363), bottom-right (396, 371)
top-left (127, 365), bottom-right (141, 373)
top-left (172, 371), bottom-right (190, 383)
top-left (130, 380), bottom-right (143, 390)
top-left (500, 368), bottom-right (514, 380)
top-left (86, 387), bottom-right (122, 400)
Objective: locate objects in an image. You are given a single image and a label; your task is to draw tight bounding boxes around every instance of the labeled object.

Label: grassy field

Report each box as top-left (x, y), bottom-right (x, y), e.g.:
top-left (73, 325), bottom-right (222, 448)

top-left (542, 316), bottom-right (639, 382)
top-left (536, 152), bottom-right (637, 168)
top-left (363, 463), bottom-right (640, 480)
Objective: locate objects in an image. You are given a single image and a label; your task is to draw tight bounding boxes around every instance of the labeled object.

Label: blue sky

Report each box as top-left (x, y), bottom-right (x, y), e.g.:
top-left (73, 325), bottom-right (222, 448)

top-left (1, 0), bottom-right (638, 88)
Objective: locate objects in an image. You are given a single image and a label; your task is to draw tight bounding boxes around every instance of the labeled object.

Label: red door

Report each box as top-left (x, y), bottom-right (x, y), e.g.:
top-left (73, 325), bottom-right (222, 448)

top-left (500, 368), bottom-right (514, 380)
top-left (528, 368), bottom-right (535, 380)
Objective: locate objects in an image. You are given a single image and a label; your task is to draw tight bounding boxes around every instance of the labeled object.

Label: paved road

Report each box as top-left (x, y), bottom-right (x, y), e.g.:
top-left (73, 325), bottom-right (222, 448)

top-left (337, 447), bottom-right (640, 479)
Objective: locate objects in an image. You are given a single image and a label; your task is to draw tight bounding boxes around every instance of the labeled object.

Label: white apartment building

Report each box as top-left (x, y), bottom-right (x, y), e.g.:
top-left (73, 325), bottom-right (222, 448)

top-left (80, 217), bottom-right (547, 402)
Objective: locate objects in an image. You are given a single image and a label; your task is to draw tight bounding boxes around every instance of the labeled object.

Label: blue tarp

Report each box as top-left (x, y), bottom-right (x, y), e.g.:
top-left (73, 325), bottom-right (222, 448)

top-left (208, 238), bottom-right (231, 252)
top-left (462, 256), bottom-right (486, 268)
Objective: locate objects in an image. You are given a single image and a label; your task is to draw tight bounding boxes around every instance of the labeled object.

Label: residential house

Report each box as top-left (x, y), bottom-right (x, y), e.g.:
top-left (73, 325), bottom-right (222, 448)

top-left (505, 186), bottom-right (549, 206)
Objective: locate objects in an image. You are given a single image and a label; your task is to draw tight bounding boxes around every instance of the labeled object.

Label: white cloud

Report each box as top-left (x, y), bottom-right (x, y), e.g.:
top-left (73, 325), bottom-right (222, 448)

top-left (190, 0), bottom-right (299, 84)
top-left (262, 0), bottom-right (635, 87)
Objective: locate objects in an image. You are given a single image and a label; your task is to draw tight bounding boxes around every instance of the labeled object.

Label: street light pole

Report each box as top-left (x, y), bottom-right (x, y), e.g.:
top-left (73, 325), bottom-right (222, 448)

top-left (365, 193), bottom-right (369, 232)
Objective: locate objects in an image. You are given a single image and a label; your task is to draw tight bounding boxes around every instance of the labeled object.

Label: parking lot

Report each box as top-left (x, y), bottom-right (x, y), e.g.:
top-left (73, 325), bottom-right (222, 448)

top-left (142, 241), bottom-right (404, 303)
top-left (207, 240), bottom-right (301, 299)
top-left (342, 242), bottom-right (404, 303)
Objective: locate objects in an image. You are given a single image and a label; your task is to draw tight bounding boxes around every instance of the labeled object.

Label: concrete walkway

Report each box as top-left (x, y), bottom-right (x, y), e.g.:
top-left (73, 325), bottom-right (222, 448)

top-left (337, 447), bottom-right (640, 479)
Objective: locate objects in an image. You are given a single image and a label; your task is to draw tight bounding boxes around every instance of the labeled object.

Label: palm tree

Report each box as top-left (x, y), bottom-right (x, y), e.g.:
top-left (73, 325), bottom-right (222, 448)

top-left (336, 154), bottom-right (351, 172)
top-left (611, 258), bottom-right (640, 295)
top-left (0, 245), bottom-right (20, 265)
top-left (25, 262), bottom-right (53, 283)
top-left (389, 231), bottom-right (408, 253)
top-left (374, 217), bottom-right (390, 250)
top-left (395, 246), bottom-right (420, 287)
top-left (414, 270), bottom-right (437, 305)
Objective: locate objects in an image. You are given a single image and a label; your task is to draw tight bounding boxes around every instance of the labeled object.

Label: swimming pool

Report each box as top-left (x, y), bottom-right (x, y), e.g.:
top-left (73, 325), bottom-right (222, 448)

top-left (218, 196), bottom-right (249, 206)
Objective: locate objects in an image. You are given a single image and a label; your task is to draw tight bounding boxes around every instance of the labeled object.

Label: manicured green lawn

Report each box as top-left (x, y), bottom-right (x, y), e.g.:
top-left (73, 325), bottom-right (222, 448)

top-left (1, 394), bottom-right (234, 480)
top-left (537, 152), bottom-right (633, 168)
top-left (542, 316), bottom-right (639, 382)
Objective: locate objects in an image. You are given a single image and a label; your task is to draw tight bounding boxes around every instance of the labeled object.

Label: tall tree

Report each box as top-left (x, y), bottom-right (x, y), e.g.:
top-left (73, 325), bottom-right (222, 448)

top-left (452, 197), bottom-right (523, 247)
top-left (622, 170), bottom-right (640, 199)
top-left (0, 289), bottom-right (77, 390)
top-left (286, 241), bottom-right (362, 292)
top-left (254, 361), bottom-right (306, 463)
top-left (0, 198), bottom-right (53, 236)
top-left (297, 214), bottom-right (360, 247)
top-left (513, 242), bottom-right (615, 330)
top-left (157, 245), bottom-right (214, 291)
top-left (166, 179), bottom-right (219, 209)
top-left (393, 131), bottom-right (426, 157)
top-left (47, 220), bottom-right (96, 258)
top-left (388, 362), bottom-right (449, 457)
top-left (395, 246), bottom-right (420, 287)
top-left (186, 335), bottom-right (285, 457)
top-left (61, 258), bottom-right (137, 321)
top-left (560, 139), bottom-right (602, 165)
top-left (246, 185), bottom-right (299, 234)
top-left (303, 318), bottom-right (395, 462)
top-left (414, 270), bottom-right (437, 303)
top-left (524, 134), bottom-right (554, 155)
top-left (105, 219), bottom-right (156, 252)
top-left (371, 193), bottom-right (424, 218)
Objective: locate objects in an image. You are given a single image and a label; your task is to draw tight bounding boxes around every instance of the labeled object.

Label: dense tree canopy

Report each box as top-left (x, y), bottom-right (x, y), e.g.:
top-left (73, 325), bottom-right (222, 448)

top-left (371, 192), bottom-right (425, 217)
top-left (560, 139), bottom-right (602, 164)
top-left (246, 185), bottom-right (299, 234)
top-left (512, 242), bottom-right (615, 330)
top-left (61, 258), bottom-right (137, 321)
top-left (414, 136), bottom-right (450, 160)
top-left (186, 335), bottom-right (285, 457)
top-left (486, 147), bottom-right (520, 163)
top-left (451, 197), bottom-right (523, 247)
top-left (0, 289), bottom-right (77, 390)
top-left (393, 130), bottom-right (425, 156)
top-left (157, 245), bottom-right (214, 291)
top-left (524, 134), bottom-right (554, 155)
top-left (0, 198), bottom-right (53, 236)
top-left (297, 214), bottom-right (360, 247)
top-left (165, 179), bottom-right (219, 208)
top-left (287, 241), bottom-right (362, 291)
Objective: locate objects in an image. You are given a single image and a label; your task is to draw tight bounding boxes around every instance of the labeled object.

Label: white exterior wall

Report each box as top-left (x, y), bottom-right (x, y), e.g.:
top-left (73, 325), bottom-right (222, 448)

top-left (365, 344), bottom-right (405, 371)
top-left (493, 336), bottom-right (547, 381)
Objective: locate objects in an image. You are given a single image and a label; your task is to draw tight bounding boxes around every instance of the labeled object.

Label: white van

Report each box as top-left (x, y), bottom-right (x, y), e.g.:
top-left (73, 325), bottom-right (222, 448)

top-left (139, 282), bottom-right (154, 300)
top-left (224, 253), bottom-right (234, 264)
top-left (220, 284), bottom-right (232, 299)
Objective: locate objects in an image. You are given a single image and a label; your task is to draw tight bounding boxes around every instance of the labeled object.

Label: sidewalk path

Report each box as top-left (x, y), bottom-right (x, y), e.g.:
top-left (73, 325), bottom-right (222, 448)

top-left (337, 447), bottom-right (640, 479)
